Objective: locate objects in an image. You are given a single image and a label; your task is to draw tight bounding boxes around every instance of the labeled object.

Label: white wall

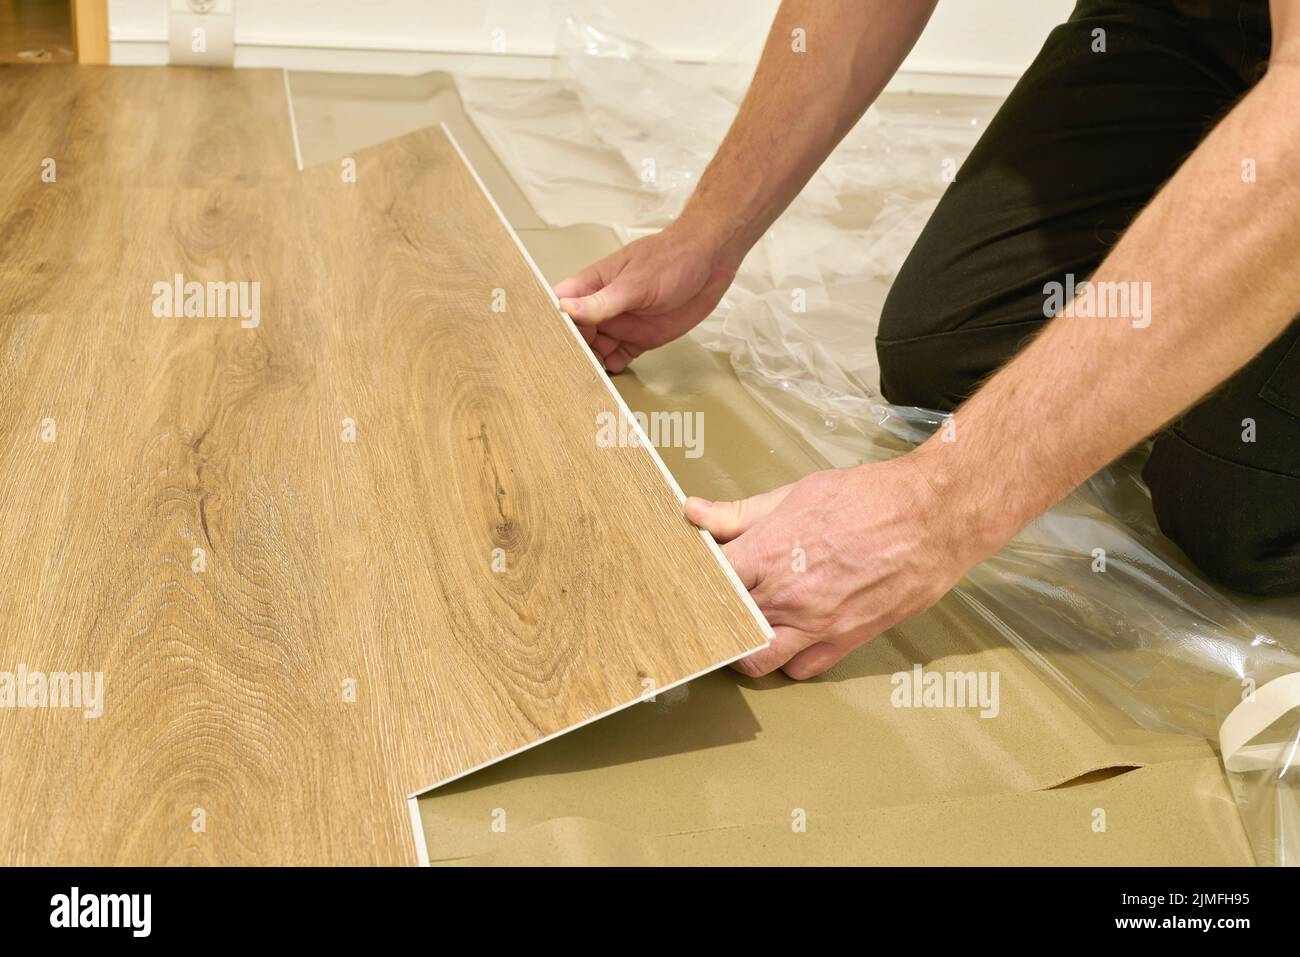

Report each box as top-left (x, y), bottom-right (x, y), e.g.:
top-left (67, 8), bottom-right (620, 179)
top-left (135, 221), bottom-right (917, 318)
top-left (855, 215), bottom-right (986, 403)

top-left (909, 1), bottom-right (1075, 77)
top-left (111, 0), bottom-right (1075, 90)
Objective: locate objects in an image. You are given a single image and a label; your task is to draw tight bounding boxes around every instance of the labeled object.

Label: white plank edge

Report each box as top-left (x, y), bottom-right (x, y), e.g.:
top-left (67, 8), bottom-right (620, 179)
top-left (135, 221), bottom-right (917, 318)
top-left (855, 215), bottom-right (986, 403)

top-left (436, 121), bottom-right (772, 644)
top-left (405, 641), bottom-right (767, 863)
top-left (282, 68), bottom-right (304, 172)
top-left (407, 797), bottom-right (431, 867)
top-left (404, 122), bottom-right (775, 865)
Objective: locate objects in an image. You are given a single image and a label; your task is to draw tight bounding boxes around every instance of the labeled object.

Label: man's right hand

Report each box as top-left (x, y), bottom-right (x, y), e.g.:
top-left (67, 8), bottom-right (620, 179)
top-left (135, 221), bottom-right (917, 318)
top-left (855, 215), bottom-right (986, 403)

top-left (551, 0), bottom-right (940, 373)
top-left (554, 225), bottom-right (741, 373)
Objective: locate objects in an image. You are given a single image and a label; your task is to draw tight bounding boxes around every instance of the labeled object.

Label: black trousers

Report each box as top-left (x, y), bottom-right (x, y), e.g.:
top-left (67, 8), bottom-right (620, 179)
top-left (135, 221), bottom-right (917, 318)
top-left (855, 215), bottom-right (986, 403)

top-left (877, 0), bottom-right (1300, 596)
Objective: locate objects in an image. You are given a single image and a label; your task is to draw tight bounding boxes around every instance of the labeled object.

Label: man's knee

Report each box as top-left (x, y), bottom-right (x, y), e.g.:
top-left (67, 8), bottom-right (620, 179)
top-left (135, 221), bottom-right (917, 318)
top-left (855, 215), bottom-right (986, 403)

top-left (1144, 434), bottom-right (1300, 596)
top-left (876, 276), bottom-right (956, 411)
top-left (876, 278), bottom-right (1045, 413)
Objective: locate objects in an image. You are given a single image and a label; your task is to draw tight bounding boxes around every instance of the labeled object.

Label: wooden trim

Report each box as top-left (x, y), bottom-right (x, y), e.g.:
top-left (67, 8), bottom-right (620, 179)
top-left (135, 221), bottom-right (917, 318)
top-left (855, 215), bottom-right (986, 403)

top-left (71, 0), bottom-right (110, 64)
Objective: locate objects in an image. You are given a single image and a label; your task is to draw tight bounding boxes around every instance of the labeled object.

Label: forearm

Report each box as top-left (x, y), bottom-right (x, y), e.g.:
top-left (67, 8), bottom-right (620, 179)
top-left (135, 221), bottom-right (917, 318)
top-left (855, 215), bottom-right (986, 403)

top-left (915, 61), bottom-right (1300, 554)
top-left (680, 0), bottom-right (937, 264)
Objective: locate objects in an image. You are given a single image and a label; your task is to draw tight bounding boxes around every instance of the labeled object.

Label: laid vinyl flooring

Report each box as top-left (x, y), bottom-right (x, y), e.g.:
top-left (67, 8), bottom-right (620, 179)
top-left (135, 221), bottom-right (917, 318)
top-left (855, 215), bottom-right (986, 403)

top-left (0, 65), bottom-right (769, 864)
top-left (0, 0), bottom-right (75, 64)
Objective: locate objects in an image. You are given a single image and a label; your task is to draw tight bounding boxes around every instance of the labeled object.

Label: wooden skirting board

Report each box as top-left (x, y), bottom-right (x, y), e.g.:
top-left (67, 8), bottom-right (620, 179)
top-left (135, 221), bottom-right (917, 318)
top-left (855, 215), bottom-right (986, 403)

top-left (0, 65), bottom-right (770, 865)
top-left (72, 0), bottom-right (110, 65)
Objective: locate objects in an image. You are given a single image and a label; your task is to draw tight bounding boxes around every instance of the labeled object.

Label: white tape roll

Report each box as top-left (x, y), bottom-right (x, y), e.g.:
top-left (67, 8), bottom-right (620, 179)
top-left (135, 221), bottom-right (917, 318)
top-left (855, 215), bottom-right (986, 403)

top-left (1219, 672), bottom-right (1300, 773)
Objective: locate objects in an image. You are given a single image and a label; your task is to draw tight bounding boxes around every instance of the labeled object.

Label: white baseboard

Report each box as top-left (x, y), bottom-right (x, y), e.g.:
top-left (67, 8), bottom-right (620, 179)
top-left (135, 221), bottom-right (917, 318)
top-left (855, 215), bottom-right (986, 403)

top-left (886, 70), bottom-right (1018, 97)
top-left (108, 37), bottom-right (1018, 96)
top-left (110, 39), bottom-right (168, 65)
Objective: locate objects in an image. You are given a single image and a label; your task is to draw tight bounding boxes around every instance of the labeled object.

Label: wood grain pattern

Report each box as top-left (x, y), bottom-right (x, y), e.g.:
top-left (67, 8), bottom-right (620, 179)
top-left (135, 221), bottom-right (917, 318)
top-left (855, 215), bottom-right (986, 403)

top-left (0, 0), bottom-right (75, 64)
top-left (0, 66), bottom-right (768, 864)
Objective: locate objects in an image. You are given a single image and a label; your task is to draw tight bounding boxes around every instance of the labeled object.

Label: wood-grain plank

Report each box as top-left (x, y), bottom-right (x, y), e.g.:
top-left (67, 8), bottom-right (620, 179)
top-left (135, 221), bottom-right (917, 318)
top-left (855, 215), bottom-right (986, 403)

top-left (0, 66), bottom-right (768, 864)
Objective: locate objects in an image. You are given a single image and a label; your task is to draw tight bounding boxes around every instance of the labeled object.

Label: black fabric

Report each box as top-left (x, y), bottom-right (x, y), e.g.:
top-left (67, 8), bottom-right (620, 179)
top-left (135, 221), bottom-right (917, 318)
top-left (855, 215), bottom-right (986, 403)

top-left (875, 0), bottom-right (1299, 594)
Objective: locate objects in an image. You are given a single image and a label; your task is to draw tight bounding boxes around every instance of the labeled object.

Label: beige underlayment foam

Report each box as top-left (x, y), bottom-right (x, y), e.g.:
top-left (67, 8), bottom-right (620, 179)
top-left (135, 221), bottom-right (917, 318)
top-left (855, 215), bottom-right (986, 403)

top-left (440, 759), bottom-right (1248, 867)
top-left (287, 68), bottom-right (1257, 866)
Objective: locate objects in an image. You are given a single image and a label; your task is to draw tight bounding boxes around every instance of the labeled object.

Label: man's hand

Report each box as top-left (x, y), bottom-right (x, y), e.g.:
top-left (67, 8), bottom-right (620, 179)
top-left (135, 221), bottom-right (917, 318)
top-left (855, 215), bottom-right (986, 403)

top-left (686, 453), bottom-right (1002, 680)
top-left (554, 225), bottom-right (740, 373)
top-left (553, 0), bottom-right (939, 373)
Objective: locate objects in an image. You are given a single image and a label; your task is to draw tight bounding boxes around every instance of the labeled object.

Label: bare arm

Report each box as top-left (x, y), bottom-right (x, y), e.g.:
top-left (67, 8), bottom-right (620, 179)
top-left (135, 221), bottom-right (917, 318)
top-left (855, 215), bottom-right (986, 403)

top-left (918, 4), bottom-right (1300, 558)
top-left (682, 0), bottom-right (939, 262)
top-left (688, 0), bottom-right (1300, 680)
top-left (555, 0), bottom-right (937, 370)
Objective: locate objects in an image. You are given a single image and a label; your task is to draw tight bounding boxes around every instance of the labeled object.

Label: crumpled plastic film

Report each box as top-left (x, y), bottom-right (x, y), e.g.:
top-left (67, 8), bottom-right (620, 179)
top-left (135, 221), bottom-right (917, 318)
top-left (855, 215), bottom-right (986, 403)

top-left (456, 11), bottom-right (1300, 864)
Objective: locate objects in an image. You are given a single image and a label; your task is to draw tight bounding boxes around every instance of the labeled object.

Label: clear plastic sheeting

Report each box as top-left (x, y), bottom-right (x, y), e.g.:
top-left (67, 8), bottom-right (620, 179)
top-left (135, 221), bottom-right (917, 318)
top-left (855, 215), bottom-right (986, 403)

top-left (457, 11), bottom-right (1300, 865)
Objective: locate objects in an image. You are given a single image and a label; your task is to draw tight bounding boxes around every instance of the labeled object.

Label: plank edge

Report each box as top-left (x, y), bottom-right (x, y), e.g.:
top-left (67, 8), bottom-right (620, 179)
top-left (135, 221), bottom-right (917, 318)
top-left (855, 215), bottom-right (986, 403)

top-left (407, 797), bottom-right (431, 866)
top-left (435, 121), bottom-right (774, 645)
top-left (406, 641), bottom-right (766, 803)
top-left (282, 68), bottom-right (305, 172)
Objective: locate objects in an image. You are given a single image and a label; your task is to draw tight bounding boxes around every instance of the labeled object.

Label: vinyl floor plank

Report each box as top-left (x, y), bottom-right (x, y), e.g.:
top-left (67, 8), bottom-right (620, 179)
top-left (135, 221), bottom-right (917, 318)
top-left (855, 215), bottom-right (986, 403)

top-left (0, 66), bottom-right (768, 864)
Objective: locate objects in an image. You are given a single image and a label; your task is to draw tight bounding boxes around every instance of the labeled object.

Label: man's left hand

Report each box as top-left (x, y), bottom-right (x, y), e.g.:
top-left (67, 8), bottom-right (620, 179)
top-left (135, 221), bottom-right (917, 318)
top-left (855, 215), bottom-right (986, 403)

top-left (685, 456), bottom-right (998, 679)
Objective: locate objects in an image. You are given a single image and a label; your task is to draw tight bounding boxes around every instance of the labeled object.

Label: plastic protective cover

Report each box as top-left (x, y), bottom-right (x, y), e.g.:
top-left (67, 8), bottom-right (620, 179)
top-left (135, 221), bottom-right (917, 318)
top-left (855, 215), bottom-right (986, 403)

top-left (453, 11), bottom-right (1300, 864)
